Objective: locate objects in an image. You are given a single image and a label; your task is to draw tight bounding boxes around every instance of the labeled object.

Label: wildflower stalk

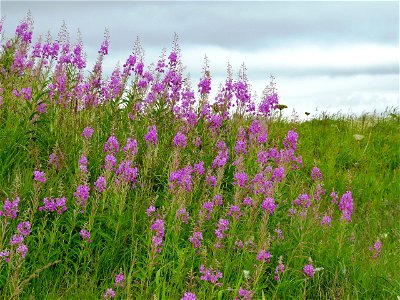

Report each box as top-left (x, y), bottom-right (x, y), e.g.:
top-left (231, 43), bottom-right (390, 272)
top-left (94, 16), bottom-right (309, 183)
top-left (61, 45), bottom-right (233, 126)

top-left (46, 216), bottom-right (61, 259)
top-left (30, 184), bottom-right (41, 223)
top-left (66, 208), bottom-right (79, 250)
top-left (9, 260), bottom-right (61, 300)
top-left (302, 279), bottom-right (308, 300)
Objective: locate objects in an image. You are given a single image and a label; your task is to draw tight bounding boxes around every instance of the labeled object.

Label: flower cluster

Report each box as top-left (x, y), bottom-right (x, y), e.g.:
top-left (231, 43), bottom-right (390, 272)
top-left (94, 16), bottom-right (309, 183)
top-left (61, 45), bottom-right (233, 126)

top-left (274, 261), bottom-right (285, 281)
top-left (189, 230), bottom-right (203, 250)
top-left (4, 221), bottom-right (32, 261)
top-left (236, 287), bottom-right (253, 300)
top-left (193, 162), bottom-right (205, 176)
top-left (15, 21), bottom-right (32, 43)
top-left (205, 175), bottom-right (217, 187)
top-left (369, 240), bottom-right (382, 259)
top-left (212, 141), bottom-right (229, 168)
top-left (39, 197), bottom-right (67, 215)
top-left (146, 205), bottom-right (156, 217)
top-left (198, 76), bottom-right (211, 95)
top-left (283, 130), bottom-right (298, 150)
top-left (259, 92), bottom-right (279, 117)
top-left (202, 201), bottom-right (214, 221)
top-left (234, 128), bottom-right (247, 155)
top-left (115, 160), bottom-right (138, 186)
top-left (256, 249), bottom-right (271, 263)
top-left (0, 197), bottom-right (20, 219)
top-left (104, 135), bottom-right (120, 155)
top-left (169, 166), bottom-right (192, 193)
top-left (123, 138), bottom-right (138, 157)
top-left (74, 185), bottom-right (90, 212)
top-left (173, 131), bottom-right (187, 148)
top-left (199, 264), bottom-right (223, 285)
top-left (338, 191), bottom-right (353, 222)
top-left (181, 292), bottom-right (196, 300)
top-left (311, 167), bottom-right (323, 181)
top-left (292, 193), bottom-right (311, 209)
top-left (271, 167), bottom-right (285, 182)
top-left (261, 197), bottom-right (277, 215)
top-left (176, 207), bottom-right (189, 224)
top-left (104, 154), bottom-right (117, 171)
top-left (104, 288), bottom-right (116, 299)
top-left (213, 195), bottom-right (223, 206)
top-left (243, 197), bottom-right (254, 207)
top-left (79, 155), bottom-right (89, 174)
top-left (145, 125), bottom-right (158, 145)
top-left (151, 219), bottom-right (165, 253)
top-left (228, 205), bottom-right (241, 221)
top-left (82, 126), bottom-right (94, 139)
top-left (233, 172), bottom-right (249, 188)
top-left (321, 215), bottom-right (332, 226)
top-left (94, 176), bottom-right (107, 193)
top-left (214, 218), bottom-right (229, 248)
top-left (303, 263), bottom-right (315, 278)
top-left (114, 272), bottom-right (125, 287)
top-left (80, 229), bottom-right (92, 243)
top-left (34, 170), bottom-right (46, 183)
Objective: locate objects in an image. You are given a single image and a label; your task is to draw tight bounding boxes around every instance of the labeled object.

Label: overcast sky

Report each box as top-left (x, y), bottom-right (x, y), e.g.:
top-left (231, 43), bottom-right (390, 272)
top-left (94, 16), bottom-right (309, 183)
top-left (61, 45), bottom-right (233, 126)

top-left (1, 1), bottom-right (399, 117)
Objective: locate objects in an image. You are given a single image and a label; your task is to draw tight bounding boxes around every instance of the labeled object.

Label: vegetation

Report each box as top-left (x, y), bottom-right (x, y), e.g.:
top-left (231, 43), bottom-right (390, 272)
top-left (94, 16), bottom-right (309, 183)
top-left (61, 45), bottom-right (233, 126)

top-left (0, 16), bottom-right (399, 299)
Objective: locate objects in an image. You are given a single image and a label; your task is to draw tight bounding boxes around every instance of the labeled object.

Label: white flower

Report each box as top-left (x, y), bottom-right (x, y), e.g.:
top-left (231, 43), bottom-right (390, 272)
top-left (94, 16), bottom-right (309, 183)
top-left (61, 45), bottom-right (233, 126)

top-left (243, 270), bottom-right (250, 279)
top-left (380, 233), bottom-right (388, 239)
top-left (353, 134), bottom-right (364, 141)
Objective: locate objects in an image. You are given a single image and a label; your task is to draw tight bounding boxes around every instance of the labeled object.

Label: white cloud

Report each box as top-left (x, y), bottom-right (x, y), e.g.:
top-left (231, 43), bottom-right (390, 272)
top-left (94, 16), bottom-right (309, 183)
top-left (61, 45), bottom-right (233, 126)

top-left (179, 43), bottom-right (398, 77)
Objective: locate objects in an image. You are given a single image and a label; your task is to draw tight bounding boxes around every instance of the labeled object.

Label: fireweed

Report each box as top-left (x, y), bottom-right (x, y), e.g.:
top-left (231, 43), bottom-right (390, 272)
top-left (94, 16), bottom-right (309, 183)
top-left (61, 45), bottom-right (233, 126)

top-left (0, 17), bottom-right (393, 300)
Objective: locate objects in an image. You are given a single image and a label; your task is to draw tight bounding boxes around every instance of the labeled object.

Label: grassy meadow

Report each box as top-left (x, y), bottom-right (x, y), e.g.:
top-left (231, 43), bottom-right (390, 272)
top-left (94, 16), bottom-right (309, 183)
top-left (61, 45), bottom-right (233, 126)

top-left (0, 17), bottom-right (399, 299)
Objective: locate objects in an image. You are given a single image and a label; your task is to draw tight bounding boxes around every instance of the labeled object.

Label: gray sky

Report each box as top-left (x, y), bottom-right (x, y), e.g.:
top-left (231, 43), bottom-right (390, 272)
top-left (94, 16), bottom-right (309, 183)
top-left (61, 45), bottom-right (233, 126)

top-left (1, 1), bottom-right (399, 117)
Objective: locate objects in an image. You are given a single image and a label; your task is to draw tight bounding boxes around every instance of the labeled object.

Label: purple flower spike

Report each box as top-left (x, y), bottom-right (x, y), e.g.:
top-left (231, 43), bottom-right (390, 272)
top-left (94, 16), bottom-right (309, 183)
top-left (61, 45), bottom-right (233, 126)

top-left (189, 230), bottom-right (203, 249)
top-left (261, 197), bottom-right (277, 215)
top-left (34, 170), bottom-right (46, 183)
top-left (237, 287), bottom-right (253, 300)
top-left (321, 215), bottom-right (332, 226)
top-left (114, 273), bottom-right (125, 287)
top-left (104, 135), bottom-right (119, 155)
top-left (146, 205), bottom-right (156, 217)
top-left (145, 126), bottom-right (158, 145)
top-left (94, 176), bottom-right (107, 193)
top-left (74, 185), bottom-right (90, 212)
top-left (199, 264), bottom-right (223, 284)
top-left (173, 131), bottom-right (187, 148)
top-left (17, 222), bottom-right (31, 236)
top-left (283, 130), bottom-right (298, 150)
top-left (303, 263), bottom-right (315, 278)
top-left (80, 229), bottom-right (92, 243)
top-left (369, 240), bottom-right (382, 258)
top-left (17, 243), bottom-right (28, 258)
top-left (82, 126), bottom-right (94, 139)
top-left (198, 77), bottom-right (211, 95)
top-left (311, 167), bottom-right (323, 181)
top-left (104, 288), bottom-right (116, 299)
top-left (181, 292), bottom-right (196, 300)
top-left (338, 191), bottom-right (353, 222)
top-left (0, 197), bottom-right (20, 219)
top-left (256, 249), bottom-right (271, 263)
top-left (151, 219), bottom-right (165, 253)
